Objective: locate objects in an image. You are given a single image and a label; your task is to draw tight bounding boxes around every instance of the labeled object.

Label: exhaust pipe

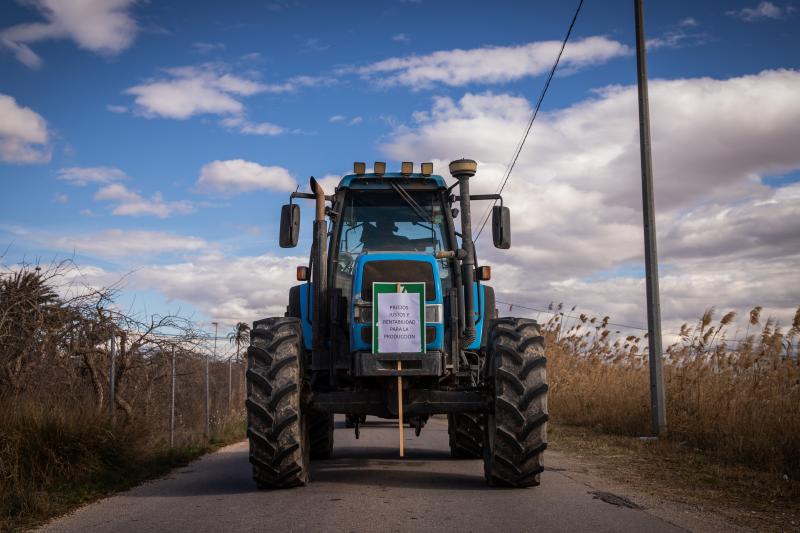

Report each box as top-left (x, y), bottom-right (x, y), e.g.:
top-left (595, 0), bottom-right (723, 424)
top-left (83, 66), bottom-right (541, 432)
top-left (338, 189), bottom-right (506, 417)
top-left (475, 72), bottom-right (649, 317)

top-left (310, 177), bottom-right (328, 360)
top-left (449, 159), bottom-right (478, 346)
top-left (311, 176), bottom-right (326, 223)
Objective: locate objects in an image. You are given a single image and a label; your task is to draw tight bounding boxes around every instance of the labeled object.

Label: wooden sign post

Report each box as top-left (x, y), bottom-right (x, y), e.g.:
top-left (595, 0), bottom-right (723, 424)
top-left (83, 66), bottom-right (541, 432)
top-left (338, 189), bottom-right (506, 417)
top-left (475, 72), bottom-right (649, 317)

top-left (372, 281), bottom-right (426, 457)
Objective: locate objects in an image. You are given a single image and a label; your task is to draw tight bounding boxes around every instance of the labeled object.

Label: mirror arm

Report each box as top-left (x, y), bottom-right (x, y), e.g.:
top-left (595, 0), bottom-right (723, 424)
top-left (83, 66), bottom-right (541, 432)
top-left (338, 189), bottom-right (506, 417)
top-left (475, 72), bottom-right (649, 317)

top-left (454, 194), bottom-right (503, 206)
top-left (291, 191), bottom-right (334, 202)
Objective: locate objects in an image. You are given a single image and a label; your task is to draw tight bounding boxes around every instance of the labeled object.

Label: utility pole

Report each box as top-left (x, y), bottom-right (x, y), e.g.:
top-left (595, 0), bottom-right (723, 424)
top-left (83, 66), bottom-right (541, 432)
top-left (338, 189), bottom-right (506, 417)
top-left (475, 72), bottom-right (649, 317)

top-left (228, 354), bottom-right (232, 414)
top-left (207, 321), bottom-right (217, 441)
top-left (109, 333), bottom-right (116, 421)
top-left (171, 346), bottom-right (176, 448)
top-left (634, 0), bottom-right (667, 436)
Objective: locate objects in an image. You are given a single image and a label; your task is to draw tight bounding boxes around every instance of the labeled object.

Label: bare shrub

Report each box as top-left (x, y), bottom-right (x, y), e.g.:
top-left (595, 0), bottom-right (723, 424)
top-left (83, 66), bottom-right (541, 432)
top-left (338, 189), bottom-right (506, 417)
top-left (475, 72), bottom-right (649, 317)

top-left (0, 260), bottom-right (246, 527)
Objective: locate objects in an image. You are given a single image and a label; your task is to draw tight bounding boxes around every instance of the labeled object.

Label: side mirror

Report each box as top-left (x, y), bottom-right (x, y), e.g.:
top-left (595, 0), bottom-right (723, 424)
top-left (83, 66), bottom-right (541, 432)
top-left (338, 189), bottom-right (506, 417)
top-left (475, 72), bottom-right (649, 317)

top-left (280, 204), bottom-right (300, 248)
top-left (492, 205), bottom-right (510, 249)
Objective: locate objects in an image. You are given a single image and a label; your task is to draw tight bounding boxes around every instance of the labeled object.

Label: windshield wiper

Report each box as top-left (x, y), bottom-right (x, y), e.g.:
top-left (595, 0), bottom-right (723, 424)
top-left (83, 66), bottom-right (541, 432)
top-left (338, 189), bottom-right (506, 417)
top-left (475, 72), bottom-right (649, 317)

top-left (389, 182), bottom-right (432, 224)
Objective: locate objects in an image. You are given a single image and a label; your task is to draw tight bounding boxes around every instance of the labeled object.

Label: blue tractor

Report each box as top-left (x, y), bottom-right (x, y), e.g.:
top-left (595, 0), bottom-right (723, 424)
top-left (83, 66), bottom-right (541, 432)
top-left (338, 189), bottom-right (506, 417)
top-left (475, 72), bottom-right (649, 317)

top-left (246, 159), bottom-right (548, 488)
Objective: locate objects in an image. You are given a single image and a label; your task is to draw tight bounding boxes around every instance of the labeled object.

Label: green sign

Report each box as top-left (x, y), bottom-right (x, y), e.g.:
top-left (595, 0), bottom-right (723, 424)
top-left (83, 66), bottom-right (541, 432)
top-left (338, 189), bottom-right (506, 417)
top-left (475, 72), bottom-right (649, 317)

top-left (372, 282), bottom-right (426, 354)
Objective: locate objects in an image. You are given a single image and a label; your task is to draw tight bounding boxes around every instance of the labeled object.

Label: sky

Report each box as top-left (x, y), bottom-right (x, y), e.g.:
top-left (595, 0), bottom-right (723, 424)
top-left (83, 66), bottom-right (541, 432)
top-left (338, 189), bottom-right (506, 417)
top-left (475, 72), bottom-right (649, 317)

top-left (1, 0), bottom-right (799, 341)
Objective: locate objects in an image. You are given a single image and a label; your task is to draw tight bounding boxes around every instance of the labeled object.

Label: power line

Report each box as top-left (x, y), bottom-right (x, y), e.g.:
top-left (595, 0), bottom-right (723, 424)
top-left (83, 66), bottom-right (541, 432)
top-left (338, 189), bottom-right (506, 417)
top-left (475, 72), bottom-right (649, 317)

top-left (496, 298), bottom-right (753, 345)
top-left (475, 0), bottom-right (586, 242)
top-left (496, 299), bottom-right (649, 332)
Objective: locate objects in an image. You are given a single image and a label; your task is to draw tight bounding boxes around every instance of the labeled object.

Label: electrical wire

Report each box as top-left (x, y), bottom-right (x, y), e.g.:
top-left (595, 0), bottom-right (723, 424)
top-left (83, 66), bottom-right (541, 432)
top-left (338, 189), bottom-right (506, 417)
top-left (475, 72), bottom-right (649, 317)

top-left (496, 299), bottom-right (650, 332)
top-left (495, 298), bottom-right (753, 345)
top-left (475, 0), bottom-right (586, 242)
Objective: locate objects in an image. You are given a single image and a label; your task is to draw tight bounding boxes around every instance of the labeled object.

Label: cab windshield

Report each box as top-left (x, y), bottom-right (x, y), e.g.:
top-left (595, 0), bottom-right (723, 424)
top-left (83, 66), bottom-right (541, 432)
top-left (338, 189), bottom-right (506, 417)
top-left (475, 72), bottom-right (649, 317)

top-left (333, 188), bottom-right (451, 294)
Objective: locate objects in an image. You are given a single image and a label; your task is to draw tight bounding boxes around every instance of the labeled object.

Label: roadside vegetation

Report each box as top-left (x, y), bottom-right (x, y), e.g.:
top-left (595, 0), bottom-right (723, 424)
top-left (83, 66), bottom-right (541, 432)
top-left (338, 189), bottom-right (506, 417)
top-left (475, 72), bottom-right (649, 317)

top-left (546, 304), bottom-right (800, 477)
top-left (4, 257), bottom-right (799, 528)
top-left (0, 261), bottom-right (246, 530)
top-left (545, 305), bottom-right (800, 525)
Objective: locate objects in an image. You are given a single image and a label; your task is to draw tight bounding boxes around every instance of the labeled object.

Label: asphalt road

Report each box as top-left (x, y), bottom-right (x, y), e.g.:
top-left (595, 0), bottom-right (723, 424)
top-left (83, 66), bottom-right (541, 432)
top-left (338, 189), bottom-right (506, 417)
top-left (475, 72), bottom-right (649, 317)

top-left (41, 416), bottom-right (691, 532)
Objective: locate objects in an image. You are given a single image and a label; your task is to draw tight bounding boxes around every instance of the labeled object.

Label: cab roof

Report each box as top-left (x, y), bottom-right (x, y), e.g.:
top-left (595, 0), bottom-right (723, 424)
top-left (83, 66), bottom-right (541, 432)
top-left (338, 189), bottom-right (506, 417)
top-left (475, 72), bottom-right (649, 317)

top-left (338, 172), bottom-right (447, 189)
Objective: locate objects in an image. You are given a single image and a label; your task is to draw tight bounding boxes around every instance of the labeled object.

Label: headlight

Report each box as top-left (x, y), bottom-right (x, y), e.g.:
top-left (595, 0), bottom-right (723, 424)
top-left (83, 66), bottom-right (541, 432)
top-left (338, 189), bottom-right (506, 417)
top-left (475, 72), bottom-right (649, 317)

top-left (355, 304), bottom-right (372, 324)
top-left (425, 304), bottom-right (443, 324)
top-left (357, 303), bottom-right (442, 323)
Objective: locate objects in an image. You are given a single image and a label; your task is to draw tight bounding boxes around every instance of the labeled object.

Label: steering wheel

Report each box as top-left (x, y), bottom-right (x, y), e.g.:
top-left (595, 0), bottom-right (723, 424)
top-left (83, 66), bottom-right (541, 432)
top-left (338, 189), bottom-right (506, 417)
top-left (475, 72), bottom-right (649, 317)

top-left (338, 252), bottom-right (355, 275)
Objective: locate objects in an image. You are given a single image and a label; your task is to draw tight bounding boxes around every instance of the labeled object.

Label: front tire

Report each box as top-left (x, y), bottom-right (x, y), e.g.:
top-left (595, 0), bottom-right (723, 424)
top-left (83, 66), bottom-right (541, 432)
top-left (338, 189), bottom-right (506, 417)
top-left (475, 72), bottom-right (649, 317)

top-left (246, 317), bottom-right (310, 489)
top-left (483, 318), bottom-right (549, 487)
top-left (448, 413), bottom-right (483, 458)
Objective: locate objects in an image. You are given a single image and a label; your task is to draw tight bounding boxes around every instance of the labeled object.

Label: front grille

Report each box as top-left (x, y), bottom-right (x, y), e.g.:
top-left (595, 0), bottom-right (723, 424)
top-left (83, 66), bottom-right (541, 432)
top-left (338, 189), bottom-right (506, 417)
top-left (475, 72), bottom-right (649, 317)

top-left (360, 260), bottom-right (435, 301)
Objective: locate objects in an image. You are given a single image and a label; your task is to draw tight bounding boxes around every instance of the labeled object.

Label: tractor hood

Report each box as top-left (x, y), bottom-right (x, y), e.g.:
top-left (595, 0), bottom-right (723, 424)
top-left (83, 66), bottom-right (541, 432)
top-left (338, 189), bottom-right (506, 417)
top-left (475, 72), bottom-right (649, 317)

top-left (349, 252), bottom-right (445, 353)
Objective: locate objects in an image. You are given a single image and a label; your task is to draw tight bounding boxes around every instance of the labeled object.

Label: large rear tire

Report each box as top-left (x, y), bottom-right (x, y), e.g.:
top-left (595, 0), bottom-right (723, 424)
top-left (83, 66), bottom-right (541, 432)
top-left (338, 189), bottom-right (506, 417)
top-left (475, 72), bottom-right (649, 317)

top-left (483, 317), bottom-right (548, 487)
top-left (448, 413), bottom-right (483, 459)
top-left (246, 317), bottom-right (310, 489)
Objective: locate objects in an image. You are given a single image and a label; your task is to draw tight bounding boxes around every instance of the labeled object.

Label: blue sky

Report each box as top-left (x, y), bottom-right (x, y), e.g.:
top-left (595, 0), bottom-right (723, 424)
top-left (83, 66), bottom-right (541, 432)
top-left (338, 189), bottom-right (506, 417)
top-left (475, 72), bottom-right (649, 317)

top-left (1, 0), bottom-right (799, 337)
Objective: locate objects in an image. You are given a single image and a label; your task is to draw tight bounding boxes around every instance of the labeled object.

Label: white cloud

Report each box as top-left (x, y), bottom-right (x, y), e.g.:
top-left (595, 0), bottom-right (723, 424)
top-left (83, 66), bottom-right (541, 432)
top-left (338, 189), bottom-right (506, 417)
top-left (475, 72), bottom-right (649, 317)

top-left (0, 93), bottom-right (50, 164)
top-left (123, 64), bottom-right (322, 134)
top-left (312, 173), bottom-right (343, 193)
top-left (132, 253), bottom-right (302, 322)
top-left (94, 183), bottom-right (139, 202)
top-left (95, 183), bottom-right (195, 218)
top-left (329, 115), bottom-right (362, 126)
top-left (304, 38), bottom-right (329, 52)
top-left (125, 66), bottom-right (329, 118)
top-left (57, 166), bottom-right (127, 186)
top-left (106, 104), bottom-right (128, 114)
top-left (259, 75), bottom-right (336, 94)
top-left (646, 18), bottom-right (707, 49)
top-left (240, 52), bottom-right (262, 62)
top-left (392, 33), bottom-right (410, 43)
top-left (726, 2), bottom-right (795, 20)
top-left (0, 0), bottom-right (138, 69)
top-left (380, 69), bottom-right (800, 329)
top-left (196, 159), bottom-right (296, 195)
top-left (220, 116), bottom-right (284, 136)
top-left (52, 230), bottom-right (210, 260)
top-left (386, 70), bottom-right (800, 211)
top-left (192, 42), bottom-right (226, 54)
top-left (125, 65), bottom-right (262, 119)
top-left (53, 193), bottom-right (68, 204)
top-left (356, 36), bottom-right (631, 89)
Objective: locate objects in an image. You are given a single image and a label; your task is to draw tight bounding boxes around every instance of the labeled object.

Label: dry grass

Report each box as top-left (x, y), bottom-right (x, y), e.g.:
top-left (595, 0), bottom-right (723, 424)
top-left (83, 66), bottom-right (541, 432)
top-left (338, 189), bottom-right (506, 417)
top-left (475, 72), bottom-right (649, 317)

top-left (0, 263), bottom-right (248, 530)
top-left (0, 394), bottom-right (245, 531)
top-left (550, 424), bottom-right (800, 531)
top-left (546, 305), bottom-right (800, 480)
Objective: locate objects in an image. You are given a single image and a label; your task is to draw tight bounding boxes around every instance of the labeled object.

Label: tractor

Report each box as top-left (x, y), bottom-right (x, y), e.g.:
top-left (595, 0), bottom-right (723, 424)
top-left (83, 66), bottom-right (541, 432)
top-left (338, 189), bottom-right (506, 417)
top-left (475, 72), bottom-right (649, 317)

top-left (246, 159), bottom-right (548, 488)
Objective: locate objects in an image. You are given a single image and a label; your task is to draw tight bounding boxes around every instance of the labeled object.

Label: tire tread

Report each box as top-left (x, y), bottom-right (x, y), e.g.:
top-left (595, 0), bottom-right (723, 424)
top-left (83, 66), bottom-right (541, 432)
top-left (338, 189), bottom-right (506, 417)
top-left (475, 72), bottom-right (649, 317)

top-left (484, 317), bottom-right (549, 488)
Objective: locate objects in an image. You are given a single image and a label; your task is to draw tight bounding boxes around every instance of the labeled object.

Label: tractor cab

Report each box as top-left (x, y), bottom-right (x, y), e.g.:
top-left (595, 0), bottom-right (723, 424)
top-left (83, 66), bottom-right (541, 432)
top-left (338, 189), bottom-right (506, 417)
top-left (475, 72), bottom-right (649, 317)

top-left (279, 162), bottom-right (506, 375)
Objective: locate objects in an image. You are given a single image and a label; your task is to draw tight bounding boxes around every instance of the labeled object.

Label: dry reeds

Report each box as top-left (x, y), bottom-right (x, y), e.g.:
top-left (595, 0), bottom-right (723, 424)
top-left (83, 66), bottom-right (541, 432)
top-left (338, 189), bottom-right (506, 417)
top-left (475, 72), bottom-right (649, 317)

top-left (547, 305), bottom-right (800, 478)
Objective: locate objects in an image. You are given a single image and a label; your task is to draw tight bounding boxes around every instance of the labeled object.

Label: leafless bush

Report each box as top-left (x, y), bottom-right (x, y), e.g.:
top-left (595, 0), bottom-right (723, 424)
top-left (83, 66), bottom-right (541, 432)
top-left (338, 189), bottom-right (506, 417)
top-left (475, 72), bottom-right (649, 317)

top-left (1, 259), bottom-right (247, 527)
top-left (0, 259), bottom-right (245, 440)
